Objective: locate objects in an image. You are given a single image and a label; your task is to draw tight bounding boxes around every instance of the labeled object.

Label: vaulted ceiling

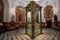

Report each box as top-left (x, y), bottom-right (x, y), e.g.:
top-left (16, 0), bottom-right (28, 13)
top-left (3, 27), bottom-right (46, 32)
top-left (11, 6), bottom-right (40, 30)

top-left (10, 0), bottom-right (58, 8)
top-left (2, 0), bottom-right (60, 22)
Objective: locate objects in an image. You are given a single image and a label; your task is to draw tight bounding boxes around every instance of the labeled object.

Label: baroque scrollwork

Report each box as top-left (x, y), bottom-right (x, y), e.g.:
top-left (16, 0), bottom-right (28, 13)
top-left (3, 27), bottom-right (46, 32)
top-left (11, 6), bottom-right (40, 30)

top-left (44, 5), bottom-right (53, 20)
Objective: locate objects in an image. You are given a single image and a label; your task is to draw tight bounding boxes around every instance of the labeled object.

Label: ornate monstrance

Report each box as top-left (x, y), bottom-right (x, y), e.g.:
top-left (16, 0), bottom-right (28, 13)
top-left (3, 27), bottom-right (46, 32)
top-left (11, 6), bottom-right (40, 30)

top-left (25, 1), bottom-right (42, 38)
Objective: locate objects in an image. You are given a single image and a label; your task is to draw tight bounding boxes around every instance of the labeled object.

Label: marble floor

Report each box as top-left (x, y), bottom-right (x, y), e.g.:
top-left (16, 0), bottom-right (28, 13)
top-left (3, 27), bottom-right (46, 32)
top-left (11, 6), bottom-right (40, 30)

top-left (0, 28), bottom-right (60, 40)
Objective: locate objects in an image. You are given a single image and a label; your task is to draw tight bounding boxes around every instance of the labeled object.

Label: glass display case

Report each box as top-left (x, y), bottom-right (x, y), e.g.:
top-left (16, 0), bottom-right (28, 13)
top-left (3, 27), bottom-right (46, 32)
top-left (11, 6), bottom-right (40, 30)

top-left (25, 1), bottom-right (42, 38)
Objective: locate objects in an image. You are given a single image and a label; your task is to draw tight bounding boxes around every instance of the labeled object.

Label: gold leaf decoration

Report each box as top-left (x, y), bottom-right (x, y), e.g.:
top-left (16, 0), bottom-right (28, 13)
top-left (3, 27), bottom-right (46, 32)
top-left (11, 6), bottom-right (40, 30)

top-left (44, 5), bottom-right (53, 20)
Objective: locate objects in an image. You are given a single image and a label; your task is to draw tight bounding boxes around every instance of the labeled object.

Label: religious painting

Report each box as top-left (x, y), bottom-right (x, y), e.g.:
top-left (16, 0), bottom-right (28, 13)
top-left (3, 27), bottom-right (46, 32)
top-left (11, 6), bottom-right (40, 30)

top-left (44, 5), bottom-right (53, 20)
top-left (15, 6), bottom-right (25, 23)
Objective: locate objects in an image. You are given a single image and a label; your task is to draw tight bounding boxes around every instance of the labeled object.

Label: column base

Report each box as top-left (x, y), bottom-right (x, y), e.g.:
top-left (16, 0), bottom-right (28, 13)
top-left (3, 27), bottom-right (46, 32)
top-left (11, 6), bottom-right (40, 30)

top-left (25, 32), bottom-right (43, 38)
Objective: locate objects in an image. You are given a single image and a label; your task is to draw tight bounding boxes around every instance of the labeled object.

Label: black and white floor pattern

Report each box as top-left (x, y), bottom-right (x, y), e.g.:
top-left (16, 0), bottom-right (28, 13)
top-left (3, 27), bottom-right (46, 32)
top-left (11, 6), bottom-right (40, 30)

top-left (0, 28), bottom-right (60, 40)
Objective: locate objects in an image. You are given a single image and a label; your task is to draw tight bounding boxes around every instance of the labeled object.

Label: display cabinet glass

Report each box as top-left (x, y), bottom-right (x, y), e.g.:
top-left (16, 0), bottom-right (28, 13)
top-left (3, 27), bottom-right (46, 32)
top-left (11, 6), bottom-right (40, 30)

top-left (25, 1), bottom-right (42, 38)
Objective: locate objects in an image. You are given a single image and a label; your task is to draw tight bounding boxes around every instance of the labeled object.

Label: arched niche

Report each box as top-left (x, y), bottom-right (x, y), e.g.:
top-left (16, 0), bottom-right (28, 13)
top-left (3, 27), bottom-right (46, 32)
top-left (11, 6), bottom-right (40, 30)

top-left (44, 5), bottom-right (54, 28)
top-left (15, 6), bottom-right (25, 23)
top-left (0, 0), bottom-right (4, 22)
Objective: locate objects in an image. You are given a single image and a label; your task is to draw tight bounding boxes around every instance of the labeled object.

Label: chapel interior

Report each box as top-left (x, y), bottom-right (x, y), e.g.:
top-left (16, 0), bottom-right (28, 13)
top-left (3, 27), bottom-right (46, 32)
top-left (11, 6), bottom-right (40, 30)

top-left (0, 0), bottom-right (60, 40)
